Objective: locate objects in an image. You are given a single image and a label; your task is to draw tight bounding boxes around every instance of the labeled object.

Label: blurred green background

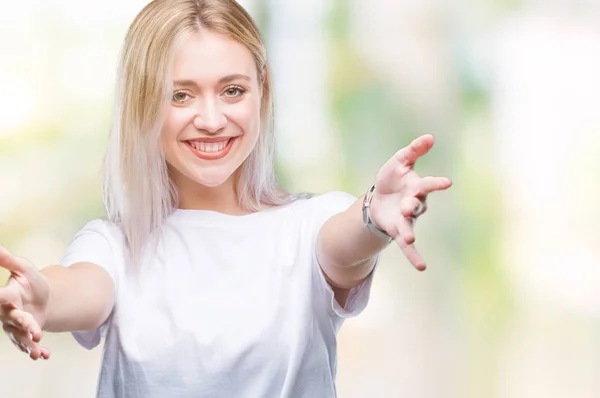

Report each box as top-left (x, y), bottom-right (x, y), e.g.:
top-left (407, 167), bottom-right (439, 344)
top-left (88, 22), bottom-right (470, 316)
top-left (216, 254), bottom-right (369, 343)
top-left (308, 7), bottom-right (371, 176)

top-left (1, 1), bottom-right (599, 397)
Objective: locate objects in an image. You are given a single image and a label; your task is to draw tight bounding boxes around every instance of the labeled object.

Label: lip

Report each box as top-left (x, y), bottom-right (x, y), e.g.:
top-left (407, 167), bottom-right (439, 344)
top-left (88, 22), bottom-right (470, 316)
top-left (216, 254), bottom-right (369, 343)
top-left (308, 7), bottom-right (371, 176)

top-left (185, 136), bottom-right (234, 144)
top-left (184, 137), bottom-right (237, 160)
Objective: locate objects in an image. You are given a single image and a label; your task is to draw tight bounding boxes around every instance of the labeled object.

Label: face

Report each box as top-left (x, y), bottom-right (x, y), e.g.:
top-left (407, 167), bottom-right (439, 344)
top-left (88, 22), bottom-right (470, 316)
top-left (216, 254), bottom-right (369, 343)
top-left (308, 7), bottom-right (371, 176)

top-left (162, 30), bottom-right (261, 191)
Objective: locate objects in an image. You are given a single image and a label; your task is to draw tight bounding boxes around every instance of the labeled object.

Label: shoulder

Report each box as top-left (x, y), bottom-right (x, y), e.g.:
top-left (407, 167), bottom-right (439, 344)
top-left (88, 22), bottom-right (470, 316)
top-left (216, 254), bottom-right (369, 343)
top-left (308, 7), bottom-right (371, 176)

top-left (292, 191), bottom-right (357, 227)
top-left (73, 219), bottom-right (124, 243)
top-left (307, 191), bottom-right (357, 203)
top-left (302, 191), bottom-right (357, 212)
top-left (64, 218), bottom-right (127, 262)
top-left (61, 218), bottom-right (128, 284)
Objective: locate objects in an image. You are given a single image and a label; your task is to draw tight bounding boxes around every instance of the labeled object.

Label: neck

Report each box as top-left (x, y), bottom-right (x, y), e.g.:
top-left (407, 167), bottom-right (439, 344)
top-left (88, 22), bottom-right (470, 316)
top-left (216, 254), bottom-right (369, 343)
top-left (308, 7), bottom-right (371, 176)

top-left (173, 172), bottom-right (246, 216)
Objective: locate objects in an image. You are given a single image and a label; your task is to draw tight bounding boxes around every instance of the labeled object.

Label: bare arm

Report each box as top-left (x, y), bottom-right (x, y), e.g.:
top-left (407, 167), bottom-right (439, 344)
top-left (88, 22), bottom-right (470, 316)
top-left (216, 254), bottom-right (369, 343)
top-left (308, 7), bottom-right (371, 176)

top-left (1, 246), bottom-right (114, 359)
top-left (42, 263), bottom-right (114, 333)
top-left (316, 135), bottom-right (452, 304)
top-left (316, 198), bottom-right (387, 290)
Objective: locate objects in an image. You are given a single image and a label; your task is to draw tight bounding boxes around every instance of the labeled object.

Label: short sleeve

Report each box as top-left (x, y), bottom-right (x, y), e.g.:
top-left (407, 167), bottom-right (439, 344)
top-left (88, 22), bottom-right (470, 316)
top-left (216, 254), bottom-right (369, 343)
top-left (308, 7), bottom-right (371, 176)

top-left (60, 219), bottom-right (121, 349)
top-left (306, 191), bottom-right (379, 320)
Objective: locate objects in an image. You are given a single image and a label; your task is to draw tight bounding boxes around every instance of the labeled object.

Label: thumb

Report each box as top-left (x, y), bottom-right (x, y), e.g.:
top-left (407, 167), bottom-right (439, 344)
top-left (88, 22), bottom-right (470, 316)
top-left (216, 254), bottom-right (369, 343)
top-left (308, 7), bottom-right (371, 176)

top-left (0, 246), bottom-right (29, 275)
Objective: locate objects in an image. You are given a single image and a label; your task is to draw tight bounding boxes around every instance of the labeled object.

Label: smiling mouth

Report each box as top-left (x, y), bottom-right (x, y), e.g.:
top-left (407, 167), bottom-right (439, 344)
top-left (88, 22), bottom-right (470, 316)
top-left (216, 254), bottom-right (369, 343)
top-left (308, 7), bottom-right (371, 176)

top-left (184, 137), bottom-right (236, 160)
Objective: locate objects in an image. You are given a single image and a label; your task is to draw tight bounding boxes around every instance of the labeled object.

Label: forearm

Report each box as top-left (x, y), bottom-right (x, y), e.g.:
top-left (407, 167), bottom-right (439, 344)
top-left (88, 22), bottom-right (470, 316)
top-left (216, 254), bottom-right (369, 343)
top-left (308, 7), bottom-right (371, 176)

top-left (316, 197), bottom-right (389, 288)
top-left (41, 263), bottom-right (114, 333)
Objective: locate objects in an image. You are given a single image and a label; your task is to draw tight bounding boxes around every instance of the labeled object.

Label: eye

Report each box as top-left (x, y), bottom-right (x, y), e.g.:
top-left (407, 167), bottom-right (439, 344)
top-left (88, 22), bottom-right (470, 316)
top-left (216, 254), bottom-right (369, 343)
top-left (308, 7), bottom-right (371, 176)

top-left (223, 85), bottom-right (246, 98)
top-left (172, 91), bottom-right (191, 104)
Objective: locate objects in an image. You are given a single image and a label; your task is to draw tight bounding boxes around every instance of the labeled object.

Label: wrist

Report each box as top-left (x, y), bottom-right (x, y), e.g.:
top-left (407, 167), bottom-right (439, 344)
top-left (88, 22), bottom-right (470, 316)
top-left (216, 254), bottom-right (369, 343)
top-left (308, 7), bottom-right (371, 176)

top-left (361, 184), bottom-right (393, 244)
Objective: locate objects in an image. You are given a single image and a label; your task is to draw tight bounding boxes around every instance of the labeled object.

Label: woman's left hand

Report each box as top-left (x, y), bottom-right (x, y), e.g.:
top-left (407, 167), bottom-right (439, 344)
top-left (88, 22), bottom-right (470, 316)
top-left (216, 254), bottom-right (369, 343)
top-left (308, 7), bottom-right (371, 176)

top-left (369, 134), bottom-right (452, 271)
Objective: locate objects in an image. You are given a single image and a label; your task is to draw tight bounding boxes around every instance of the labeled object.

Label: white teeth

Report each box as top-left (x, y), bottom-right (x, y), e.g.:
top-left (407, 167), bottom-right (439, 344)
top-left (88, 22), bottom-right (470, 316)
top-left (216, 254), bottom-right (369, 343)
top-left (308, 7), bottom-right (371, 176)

top-left (189, 140), bottom-right (228, 153)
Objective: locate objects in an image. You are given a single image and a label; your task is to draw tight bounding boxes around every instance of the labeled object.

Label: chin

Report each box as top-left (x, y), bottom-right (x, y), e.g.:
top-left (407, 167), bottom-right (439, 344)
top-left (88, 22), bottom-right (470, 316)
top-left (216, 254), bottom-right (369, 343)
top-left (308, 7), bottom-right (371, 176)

top-left (189, 168), bottom-right (238, 188)
top-left (166, 141), bottom-right (251, 191)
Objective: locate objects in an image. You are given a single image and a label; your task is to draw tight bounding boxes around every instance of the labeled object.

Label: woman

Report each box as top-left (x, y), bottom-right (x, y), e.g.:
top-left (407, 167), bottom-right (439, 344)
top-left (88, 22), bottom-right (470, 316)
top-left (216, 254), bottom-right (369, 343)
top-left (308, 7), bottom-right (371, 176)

top-left (0, 0), bottom-right (451, 396)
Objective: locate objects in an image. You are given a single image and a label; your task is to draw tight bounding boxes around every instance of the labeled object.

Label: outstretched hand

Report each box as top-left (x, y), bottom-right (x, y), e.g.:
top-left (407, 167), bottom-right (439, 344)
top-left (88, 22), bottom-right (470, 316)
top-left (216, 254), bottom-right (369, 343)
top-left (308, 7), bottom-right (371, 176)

top-left (0, 246), bottom-right (50, 360)
top-left (369, 134), bottom-right (452, 271)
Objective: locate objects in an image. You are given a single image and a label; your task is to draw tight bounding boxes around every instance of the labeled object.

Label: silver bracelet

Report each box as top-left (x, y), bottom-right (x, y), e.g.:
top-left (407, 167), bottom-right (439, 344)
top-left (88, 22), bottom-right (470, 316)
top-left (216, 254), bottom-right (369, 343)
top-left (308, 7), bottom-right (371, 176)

top-left (361, 184), bottom-right (394, 243)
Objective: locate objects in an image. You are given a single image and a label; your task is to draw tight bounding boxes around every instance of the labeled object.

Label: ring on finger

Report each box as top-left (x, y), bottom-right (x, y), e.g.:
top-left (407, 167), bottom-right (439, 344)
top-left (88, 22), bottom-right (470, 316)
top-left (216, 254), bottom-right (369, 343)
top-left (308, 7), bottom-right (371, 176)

top-left (412, 202), bottom-right (425, 217)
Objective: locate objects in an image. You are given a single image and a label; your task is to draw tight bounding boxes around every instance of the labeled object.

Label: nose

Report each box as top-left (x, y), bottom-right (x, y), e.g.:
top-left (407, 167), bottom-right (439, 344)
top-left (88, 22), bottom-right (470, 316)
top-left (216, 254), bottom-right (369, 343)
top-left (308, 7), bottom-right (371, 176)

top-left (193, 98), bottom-right (227, 134)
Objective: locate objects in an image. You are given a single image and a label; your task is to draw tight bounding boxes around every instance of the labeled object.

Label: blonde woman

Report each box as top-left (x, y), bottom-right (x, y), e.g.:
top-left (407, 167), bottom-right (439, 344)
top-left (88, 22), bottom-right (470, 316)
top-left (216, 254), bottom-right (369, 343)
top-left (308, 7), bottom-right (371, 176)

top-left (0, 0), bottom-right (451, 396)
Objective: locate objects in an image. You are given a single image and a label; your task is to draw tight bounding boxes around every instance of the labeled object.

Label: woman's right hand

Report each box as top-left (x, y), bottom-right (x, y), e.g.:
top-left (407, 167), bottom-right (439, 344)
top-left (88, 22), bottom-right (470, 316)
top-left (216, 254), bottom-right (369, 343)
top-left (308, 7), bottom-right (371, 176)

top-left (0, 246), bottom-right (51, 360)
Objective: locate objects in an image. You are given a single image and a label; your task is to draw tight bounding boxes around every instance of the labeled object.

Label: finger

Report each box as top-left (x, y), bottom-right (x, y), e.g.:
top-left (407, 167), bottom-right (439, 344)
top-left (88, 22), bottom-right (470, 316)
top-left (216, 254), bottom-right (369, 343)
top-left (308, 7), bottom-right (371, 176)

top-left (400, 197), bottom-right (427, 219)
top-left (38, 344), bottom-right (51, 360)
top-left (414, 176), bottom-right (452, 196)
top-left (28, 340), bottom-right (48, 360)
top-left (394, 134), bottom-right (434, 167)
top-left (4, 323), bottom-right (49, 360)
top-left (0, 287), bottom-right (18, 307)
top-left (2, 323), bottom-right (42, 359)
top-left (394, 217), bottom-right (415, 246)
top-left (6, 308), bottom-right (41, 339)
top-left (401, 244), bottom-right (426, 271)
top-left (3, 323), bottom-right (32, 351)
top-left (3, 323), bottom-right (22, 349)
top-left (393, 219), bottom-right (426, 270)
top-left (0, 246), bottom-right (26, 274)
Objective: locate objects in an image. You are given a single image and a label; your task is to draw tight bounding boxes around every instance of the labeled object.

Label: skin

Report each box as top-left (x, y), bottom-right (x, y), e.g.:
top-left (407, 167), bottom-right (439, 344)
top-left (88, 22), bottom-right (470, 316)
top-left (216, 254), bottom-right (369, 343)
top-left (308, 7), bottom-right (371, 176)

top-left (0, 29), bottom-right (451, 361)
top-left (317, 134), bottom-right (452, 296)
top-left (162, 30), bottom-right (262, 213)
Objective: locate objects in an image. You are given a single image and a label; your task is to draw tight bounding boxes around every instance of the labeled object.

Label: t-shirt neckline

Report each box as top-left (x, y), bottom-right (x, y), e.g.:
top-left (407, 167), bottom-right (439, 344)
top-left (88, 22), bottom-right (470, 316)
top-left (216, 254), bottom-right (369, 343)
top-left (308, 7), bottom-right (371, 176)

top-left (167, 200), bottom-right (302, 227)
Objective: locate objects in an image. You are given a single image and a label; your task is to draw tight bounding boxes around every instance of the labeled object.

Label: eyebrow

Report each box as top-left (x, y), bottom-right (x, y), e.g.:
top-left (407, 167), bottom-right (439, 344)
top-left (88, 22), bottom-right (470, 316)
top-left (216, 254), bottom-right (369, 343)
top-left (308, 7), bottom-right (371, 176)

top-left (173, 74), bottom-right (251, 88)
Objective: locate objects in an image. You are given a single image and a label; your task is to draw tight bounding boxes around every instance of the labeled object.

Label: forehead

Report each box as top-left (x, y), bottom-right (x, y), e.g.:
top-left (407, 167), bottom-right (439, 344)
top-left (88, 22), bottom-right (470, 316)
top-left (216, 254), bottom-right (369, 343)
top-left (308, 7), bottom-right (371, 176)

top-left (172, 30), bottom-right (257, 83)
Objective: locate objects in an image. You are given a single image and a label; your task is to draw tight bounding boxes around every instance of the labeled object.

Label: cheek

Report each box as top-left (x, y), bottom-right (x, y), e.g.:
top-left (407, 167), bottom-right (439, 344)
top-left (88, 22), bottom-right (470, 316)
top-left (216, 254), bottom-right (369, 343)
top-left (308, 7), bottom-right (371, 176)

top-left (163, 108), bottom-right (187, 138)
top-left (165, 106), bottom-right (193, 132)
top-left (161, 110), bottom-right (187, 162)
top-left (229, 98), bottom-right (261, 137)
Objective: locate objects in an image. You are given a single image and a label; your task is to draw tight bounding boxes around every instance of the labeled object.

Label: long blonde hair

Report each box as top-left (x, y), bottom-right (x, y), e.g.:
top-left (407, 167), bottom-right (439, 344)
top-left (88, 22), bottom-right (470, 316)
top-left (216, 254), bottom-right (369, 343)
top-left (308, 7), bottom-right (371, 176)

top-left (102, 0), bottom-right (291, 265)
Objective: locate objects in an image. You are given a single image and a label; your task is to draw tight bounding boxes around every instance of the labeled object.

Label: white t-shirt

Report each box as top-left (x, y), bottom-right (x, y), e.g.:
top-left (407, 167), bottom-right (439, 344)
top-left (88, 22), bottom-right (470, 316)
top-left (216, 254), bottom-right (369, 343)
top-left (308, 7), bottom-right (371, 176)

top-left (60, 192), bottom-right (377, 398)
